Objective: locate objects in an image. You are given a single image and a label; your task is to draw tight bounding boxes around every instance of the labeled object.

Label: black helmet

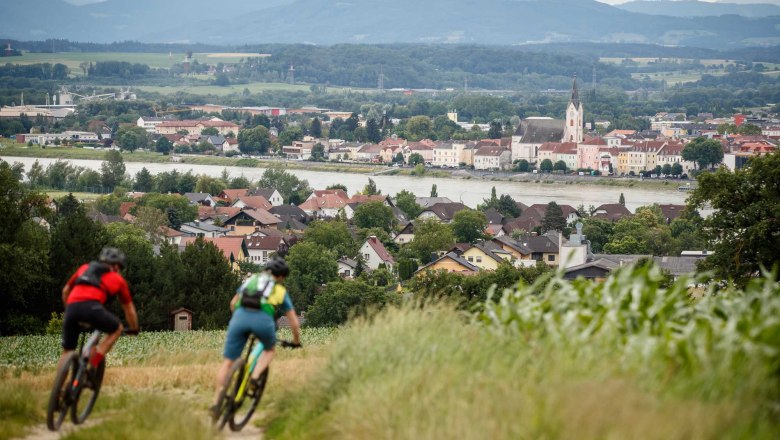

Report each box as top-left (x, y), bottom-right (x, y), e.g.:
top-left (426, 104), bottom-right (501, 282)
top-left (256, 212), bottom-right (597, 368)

top-left (99, 247), bottom-right (127, 269)
top-left (265, 258), bottom-right (289, 277)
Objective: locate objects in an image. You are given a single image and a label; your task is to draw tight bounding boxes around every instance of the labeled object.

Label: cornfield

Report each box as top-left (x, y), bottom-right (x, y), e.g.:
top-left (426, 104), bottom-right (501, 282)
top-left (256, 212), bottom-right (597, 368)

top-left (0, 327), bottom-right (337, 370)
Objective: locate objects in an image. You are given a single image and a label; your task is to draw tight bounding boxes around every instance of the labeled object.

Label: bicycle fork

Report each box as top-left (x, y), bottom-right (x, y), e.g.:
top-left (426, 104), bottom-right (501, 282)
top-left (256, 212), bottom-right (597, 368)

top-left (236, 342), bottom-right (264, 402)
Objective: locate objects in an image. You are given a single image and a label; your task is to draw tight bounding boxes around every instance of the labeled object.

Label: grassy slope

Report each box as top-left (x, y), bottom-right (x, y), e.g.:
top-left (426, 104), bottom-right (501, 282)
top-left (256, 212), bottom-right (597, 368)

top-left (265, 304), bottom-right (778, 440)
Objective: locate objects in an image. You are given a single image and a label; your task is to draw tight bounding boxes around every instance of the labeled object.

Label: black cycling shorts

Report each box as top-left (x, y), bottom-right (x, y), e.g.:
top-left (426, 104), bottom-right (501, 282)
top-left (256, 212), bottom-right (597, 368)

top-left (62, 301), bottom-right (121, 350)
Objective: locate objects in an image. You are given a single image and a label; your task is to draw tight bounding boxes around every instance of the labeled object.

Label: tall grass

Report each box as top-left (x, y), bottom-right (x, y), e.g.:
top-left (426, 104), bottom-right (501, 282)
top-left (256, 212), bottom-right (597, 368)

top-left (266, 266), bottom-right (780, 440)
top-left (0, 382), bottom-right (42, 439)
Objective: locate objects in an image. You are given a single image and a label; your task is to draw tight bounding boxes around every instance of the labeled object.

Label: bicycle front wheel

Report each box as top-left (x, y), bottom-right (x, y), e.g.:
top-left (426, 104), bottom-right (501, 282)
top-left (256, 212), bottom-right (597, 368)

top-left (47, 353), bottom-right (78, 431)
top-left (215, 358), bottom-right (246, 431)
top-left (229, 368), bottom-right (268, 432)
top-left (71, 359), bottom-right (105, 424)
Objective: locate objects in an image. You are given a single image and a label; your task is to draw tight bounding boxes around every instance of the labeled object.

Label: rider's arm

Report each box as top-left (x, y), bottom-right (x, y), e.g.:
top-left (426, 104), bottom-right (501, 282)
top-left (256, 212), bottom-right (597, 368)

top-left (230, 294), bottom-right (240, 312)
top-left (122, 301), bottom-right (140, 331)
top-left (61, 284), bottom-right (71, 305)
top-left (285, 309), bottom-right (301, 346)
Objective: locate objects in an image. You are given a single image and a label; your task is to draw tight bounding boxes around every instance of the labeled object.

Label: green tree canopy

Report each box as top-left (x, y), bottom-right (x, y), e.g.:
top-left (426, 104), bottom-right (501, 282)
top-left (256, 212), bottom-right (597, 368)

top-left (451, 209), bottom-right (488, 244)
top-left (541, 202), bottom-right (566, 233)
top-left (353, 201), bottom-right (395, 232)
top-left (540, 159), bottom-right (553, 173)
top-left (258, 164), bottom-right (313, 204)
top-left (155, 136), bottom-right (172, 155)
top-left (286, 241), bottom-right (339, 311)
top-left (237, 125), bottom-right (272, 155)
top-left (682, 137), bottom-right (724, 170)
top-left (304, 220), bottom-right (356, 258)
top-left (408, 218), bottom-right (456, 263)
top-left (395, 190), bottom-right (422, 219)
top-left (100, 150), bottom-right (126, 191)
top-left (688, 151), bottom-right (780, 285)
top-left (116, 125), bottom-right (149, 152)
top-left (406, 115), bottom-right (434, 141)
top-left (305, 280), bottom-right (390, 327)
top-left (134, 167), bottom-right (154, 192)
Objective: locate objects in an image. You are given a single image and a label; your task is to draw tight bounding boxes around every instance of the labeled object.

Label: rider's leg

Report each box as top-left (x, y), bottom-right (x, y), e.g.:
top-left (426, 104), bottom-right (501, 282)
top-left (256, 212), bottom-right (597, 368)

top-left (56, 350), bottom-right (74, 370)
top-left (95, 323), bottom-right (123, 359)
top-left (214, 358), bottom-right (234, 404)
top-left (250, 348), bottom-right (275, 381)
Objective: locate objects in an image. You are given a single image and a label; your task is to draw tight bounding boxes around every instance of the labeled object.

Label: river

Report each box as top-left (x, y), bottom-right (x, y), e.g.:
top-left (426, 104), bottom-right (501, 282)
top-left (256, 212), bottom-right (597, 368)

top-left (1, 156), bottom-right (692, 211)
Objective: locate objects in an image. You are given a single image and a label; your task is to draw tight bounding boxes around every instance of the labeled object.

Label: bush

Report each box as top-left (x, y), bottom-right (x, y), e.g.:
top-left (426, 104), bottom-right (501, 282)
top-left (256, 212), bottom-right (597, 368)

top-left (306, 280), bottom-right (393, 327)
top-left (45, 312), bottom-right (64, 335)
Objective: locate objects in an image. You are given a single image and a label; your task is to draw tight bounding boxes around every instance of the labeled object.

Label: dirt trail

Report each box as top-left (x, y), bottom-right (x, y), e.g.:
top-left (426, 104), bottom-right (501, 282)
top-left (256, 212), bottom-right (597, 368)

top-left (19, 419), bottom-right (103, 440)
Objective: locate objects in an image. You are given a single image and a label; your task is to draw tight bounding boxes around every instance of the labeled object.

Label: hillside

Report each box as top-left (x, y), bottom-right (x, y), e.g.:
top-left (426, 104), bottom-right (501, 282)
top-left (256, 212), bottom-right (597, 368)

top-left (617, 0), bottom-right (780, 18)
top-left (1, 0), bottom-right (779, 49)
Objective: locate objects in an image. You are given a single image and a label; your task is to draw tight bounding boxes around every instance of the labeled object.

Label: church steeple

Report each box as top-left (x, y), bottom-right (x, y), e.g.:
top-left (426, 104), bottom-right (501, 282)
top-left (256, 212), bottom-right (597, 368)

top-left (570, 74), bottom-right (580, 108)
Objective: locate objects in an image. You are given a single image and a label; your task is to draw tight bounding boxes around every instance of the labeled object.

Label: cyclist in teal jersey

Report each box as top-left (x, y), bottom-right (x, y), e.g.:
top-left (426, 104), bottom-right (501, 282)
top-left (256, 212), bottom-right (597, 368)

top-left (212, 258), bottom-right (301, 413)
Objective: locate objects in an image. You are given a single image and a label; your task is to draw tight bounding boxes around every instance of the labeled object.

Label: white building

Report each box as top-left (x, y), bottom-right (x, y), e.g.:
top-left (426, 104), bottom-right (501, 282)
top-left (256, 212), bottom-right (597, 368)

top-left (359, 236), bottom-right (395, 270)
top-left (137, 116), bottom-right (165, 133)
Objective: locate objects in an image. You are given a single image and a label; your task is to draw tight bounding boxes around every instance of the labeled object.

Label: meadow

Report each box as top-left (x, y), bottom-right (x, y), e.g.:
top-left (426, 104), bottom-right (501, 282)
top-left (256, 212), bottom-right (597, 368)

top-left (6, 52), bottom-right (265, 73)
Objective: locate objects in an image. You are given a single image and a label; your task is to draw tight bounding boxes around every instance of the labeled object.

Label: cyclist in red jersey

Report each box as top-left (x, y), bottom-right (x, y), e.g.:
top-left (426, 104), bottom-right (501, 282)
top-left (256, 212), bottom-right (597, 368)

top-left (57, 247), bottom-right (140, 373)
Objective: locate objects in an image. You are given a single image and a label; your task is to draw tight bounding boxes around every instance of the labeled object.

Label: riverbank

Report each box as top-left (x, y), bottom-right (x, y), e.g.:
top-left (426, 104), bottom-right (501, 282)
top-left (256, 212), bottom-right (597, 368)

top-left (1, 143), bottom-right (688, 192)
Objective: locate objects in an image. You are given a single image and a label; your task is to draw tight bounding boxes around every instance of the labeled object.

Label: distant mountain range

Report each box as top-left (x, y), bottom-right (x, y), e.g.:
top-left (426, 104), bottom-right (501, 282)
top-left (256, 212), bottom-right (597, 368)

top-left (1, 0), bottom-right (779, 49)
top-left (616, 1), bottom-right (780, 18)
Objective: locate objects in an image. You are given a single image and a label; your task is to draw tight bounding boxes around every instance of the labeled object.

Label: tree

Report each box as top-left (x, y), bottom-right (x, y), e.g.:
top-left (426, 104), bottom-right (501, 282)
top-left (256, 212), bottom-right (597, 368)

top-left (451, 210), bottom-right (488, 244)
top-left (305, 280), bottom-right (389, 327)
top-left (214, 73), bottom-right (230, 87)
top-left (195, 175), bottom-right (226, 196)
top-left (671, 162), bottom-right (683, 177)
top-left (688, 151), bottom-right (780, 285)
top-left (662, 164), bottom-right (672, 176)
top-left (540, 159), bottom-right (553, 173)
top-left (155, 136), bottom-right (172, 155)
top-left (134, 167), bottom-right (154, 192)
top-left (100, 150), bottom-right (126, 191)
top-left (286, 242), bottom-right (339, 311)
top-left (366, 118), bottom-right (382, 143)
top-left (116, 125), bottom-right (149, 152)
top-left (682, 137), bottom-right (724, 170)
top-left (353, 201), bottom-right (395, 232)
top-left (136, 193), bottom-right (197, 227)
top-left (311, 143), bottom-right (326, 161)
top-left (553, 160), bottom-right (567, 172)
top-left (362, 178), bottom-right (380, 196)
top-left (0, 160), bottom-right (52, 334)
top-left (134, 206), bottom-right (168, 244)
top-left (237, 125), bottom-right (272, 155)
top-left (201, 127), bottom-right (219, 136)
top-left (513, 159), bottom-right (530, 172)
top-left (327, 183), bottom-right (348, 192)
top-left (258, 165), bottom-right (313, 204)
top-left (487, 121), bottom-right (502, 139)
top-left (304, 220), bottom-right (356, 258)
top-left (406, 116), bottom-right (434, 141)
top-left (394, 152), bottom-right (405, 163)
top-left (409, 153), bottom-right (424, 166)
top-left (278, 125), bottom-right (304, 147)
top-left (430, 184), bottom-right (438, 198)
top-left (541, 202), bottom-right (566, 233)
top-left (408, 218), bottom-right (456, 262)
top-left (580, 217), bottom-right (614, 253)
top-left (737, 124), bottom-right (762, 135)
top-left (497, 194), bottom-right (521, 218)
top-left (310, 117), bottom-right (322, 138)
top-left (177, 171), bottom-right (197, 194)
top-left (619, 193), bottom-right (625, 206)
top-left (395, 190), bottom-right (422, 219)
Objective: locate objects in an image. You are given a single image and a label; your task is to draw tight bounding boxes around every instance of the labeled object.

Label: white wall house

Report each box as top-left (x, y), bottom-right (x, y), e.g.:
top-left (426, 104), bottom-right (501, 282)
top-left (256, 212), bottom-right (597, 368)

top-left (359, 236), bottom-right (395, 270)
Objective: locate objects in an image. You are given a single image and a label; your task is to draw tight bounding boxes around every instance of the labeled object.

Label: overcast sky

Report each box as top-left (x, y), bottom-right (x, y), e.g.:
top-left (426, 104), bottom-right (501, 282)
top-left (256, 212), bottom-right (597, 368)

top-left (63, 0), bottom-right (780, 5)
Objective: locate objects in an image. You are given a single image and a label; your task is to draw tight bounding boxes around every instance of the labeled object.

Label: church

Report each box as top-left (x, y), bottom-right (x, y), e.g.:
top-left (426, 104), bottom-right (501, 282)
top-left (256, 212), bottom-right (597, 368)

top-left (511, 76), bottom-right (584, 163)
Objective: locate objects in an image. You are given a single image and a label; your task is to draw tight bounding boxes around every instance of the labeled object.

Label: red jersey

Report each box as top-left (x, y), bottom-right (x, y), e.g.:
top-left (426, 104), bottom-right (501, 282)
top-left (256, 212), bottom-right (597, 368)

top-left (66, 263), bottom-right (132, 305)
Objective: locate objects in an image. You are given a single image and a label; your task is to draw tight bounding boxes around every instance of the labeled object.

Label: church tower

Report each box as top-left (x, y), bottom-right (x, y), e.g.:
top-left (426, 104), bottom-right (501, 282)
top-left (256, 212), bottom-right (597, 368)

top-left (563, 75), bottom-right (584, 143)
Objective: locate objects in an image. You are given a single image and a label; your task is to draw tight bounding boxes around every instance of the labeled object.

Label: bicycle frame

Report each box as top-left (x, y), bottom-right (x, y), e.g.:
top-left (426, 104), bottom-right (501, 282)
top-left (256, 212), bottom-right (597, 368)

top-left (234, 336), bottom-right (265, 403)
top-left (71, 330), bottom-right (101, 390)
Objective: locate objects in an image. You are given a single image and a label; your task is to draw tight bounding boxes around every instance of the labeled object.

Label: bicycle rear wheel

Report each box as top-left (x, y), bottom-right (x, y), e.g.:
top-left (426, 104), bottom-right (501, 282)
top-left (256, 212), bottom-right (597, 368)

top-left (71, 360), bottom-right (105, 424)
top-left (215, 358), bottom-right (246, 431)
top-left (47, 353), bottom-right (78, 431)
top-left (229, 368), bottom-right (268, 432)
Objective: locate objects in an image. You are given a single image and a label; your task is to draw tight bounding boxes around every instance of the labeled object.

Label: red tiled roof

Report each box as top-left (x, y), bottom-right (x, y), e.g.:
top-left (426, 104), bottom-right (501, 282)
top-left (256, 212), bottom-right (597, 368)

top-left (582, 137), bottom-right (607, 145)
top-left (348, 194), bottom-right (387, 204)
top-left (220, 188), bottom-right (250, 202)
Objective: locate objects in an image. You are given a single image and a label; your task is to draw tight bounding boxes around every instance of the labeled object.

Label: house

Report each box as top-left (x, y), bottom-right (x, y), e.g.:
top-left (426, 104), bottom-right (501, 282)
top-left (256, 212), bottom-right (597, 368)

top-left (155, 119), bottom-right (240, 136)
top-left (415, 197), bottom-right (454, 208)
top-left (180, 236), bottom-right (248, 269)
top-left (223, 209), bottom-right (281, 235)
top-left (223, 137), bottom-right (239, 153)
top-left (275, 216), bottom-right (308, 233)
top-left (184, 192), bottom-right (217, 207)
top-left (359, 236), bottom-right (395, 270)
top-left (473, 145), bottom-right (511, 171)
top-left (417, 202), bottom-right (468, 223)
top-left (491, 236), bottom-right (535, 266)
top-left (511, 118), bottom-right (566, 163)
top-left (160, 226), bottom-right (190, 245)
top-left (87, 210), bottom-right (127, 225)
top-left (232, 196), bottom-right (273, 211)
top-left (337, 257), bottom-right (359, 279)
top-left (253, 188), bottom-right (284, 207)
top-left (246, 236), bottom-right (288, 265)
top-left (593, 204), bottom-right (632, 222)
top-left (565, 254), bottom-right (701, 281)
top-left (656, 142), bottom-right (696, 175)
top-left (416, 252), bottom-right (480, 275)
top-left (354, 143), bottom-right (384, 163)
top-left (180, 221), bottom-right (229, 238)
top-left (298, 190), bottom-right (350, 218)
top-left (526, 204), bottom-right (580, 225)
top-left (460, 243), bottom-right (512, 270)
top-left (270, 204), bottom-right (309, 224)
top-left (514, 232), bottom-right (560, 266)
top-left (658, 204), bottom-right (687, 223)
top-left (403, 141), bottom-right (436, 164)
top-left (432, 142), bottom-right (475, 168)
top-left (137, 116), bottom-right (166, 133)
top-left (198, 206), bottom-right (241, 224)
top-left (219, 189), bottom-right (250, 204)
top-left (578, 137), bottom-right (608, 170)
top-left (394, 222), bottom-right (415, 244)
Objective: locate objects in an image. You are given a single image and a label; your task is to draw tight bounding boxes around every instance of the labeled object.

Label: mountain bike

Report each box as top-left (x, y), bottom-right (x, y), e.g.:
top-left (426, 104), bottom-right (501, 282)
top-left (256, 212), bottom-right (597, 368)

top-left (46, 326), bottom-right (135, 431)
top-left (214, 336), bottom-right (300, 431)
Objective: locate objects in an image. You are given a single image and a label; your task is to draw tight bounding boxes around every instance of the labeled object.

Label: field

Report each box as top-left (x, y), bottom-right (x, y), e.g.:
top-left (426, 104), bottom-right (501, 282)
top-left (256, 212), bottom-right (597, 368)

top-left (7, 52), bottom-right (269, 73)
top-left (2, 266), bottom-right (779, 439)
top-left (0, 328), bottom-right (335, 439)
top-left (134, 82), bottom-right (314, 96)
top-left (601, 57), bottom-right (780, 85)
